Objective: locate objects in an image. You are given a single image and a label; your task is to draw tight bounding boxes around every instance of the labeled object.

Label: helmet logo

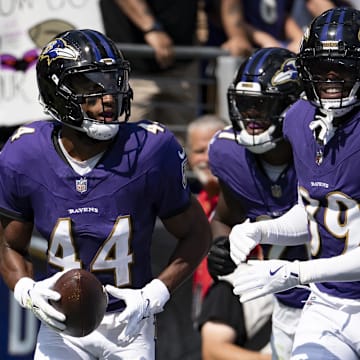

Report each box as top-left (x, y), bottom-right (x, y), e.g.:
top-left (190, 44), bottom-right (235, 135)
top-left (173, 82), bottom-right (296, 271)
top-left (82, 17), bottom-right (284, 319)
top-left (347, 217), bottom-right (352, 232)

top-left (39, 38), bottom-right (79, 65)
top-left (272, 59), bottom-right (298, 85)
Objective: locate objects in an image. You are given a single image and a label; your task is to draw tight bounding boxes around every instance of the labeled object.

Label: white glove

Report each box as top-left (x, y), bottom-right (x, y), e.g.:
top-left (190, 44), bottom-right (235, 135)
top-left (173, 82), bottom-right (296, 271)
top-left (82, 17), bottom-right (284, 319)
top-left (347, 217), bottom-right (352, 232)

top-left (14, 273), bottom-right (66, 332)
top-left (229, 220), bottom-right (262, 264)
top-left (105, 279), bottom-right (170, 344)
top-left (309, 108), bottom-right (335, 145)
top-left (233, 260), bottom-right (306, 302)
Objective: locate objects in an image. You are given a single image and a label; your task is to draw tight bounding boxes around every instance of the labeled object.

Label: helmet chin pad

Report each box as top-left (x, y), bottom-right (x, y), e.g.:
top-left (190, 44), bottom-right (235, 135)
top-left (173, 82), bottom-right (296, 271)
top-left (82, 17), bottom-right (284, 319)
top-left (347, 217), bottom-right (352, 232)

top-left (238, 125), bottom-right (278, 154)
top-left (317, 81), bottom-right (360, 117)
top-left (319, 98), bottom-right (358, 118)
top-left (81, 119), bottom-right (119, 140)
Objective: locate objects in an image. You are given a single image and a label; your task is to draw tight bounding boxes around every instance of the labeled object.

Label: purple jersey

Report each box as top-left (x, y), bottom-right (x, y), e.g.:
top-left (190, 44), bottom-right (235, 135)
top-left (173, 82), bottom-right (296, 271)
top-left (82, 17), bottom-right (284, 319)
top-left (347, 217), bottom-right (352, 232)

top-left (284, 100), bottom-right (360, 300)
top-left (0, 120), bottom-right (190, 312)
top-left (209, 127), bottom-right (309, 308)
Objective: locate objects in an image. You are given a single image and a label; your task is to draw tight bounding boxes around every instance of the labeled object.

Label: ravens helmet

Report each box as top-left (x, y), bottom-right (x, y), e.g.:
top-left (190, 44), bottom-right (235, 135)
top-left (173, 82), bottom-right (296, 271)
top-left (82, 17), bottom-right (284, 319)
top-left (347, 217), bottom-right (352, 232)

top-left (36, 29), bottom-right (132, 140)
top-left (297, 7), bottom-right (360, 117)
top-left (228, 47), bottom-right (302, 154)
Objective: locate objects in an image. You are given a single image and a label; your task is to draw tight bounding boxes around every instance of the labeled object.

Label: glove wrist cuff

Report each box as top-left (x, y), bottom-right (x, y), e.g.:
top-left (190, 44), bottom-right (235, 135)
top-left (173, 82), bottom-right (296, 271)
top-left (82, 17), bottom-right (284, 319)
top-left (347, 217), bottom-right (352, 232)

top-left (143, 279), bottom-right (170, 313)
top-left (14, 277), bottom-right (35, 307)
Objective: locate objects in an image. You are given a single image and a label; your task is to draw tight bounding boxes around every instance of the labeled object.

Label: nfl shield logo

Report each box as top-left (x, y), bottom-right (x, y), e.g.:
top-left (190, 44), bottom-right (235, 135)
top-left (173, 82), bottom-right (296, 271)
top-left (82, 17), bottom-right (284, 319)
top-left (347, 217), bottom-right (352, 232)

top-left (76, 177), bottom-right (87, 193)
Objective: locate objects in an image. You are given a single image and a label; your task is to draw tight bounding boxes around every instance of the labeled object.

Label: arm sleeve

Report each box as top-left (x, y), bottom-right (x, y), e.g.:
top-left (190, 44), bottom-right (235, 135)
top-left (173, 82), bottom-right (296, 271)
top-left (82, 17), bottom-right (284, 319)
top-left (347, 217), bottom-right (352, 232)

top-left (299, 247), bottom-right (360, 284)
top-left (258, 203), bottom-right (309, 246)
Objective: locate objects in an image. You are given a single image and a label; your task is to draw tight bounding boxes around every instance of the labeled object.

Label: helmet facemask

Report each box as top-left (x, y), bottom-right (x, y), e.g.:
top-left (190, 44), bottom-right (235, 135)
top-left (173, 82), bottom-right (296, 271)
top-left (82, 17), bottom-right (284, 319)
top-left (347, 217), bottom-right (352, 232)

top-left (54, 66), bottom-right (131, 140)
top-left (228, 88), bottom-right (290, 154)
top-left (299, 59), bottom-right (360, 118)
top-left (227, 47), bottom-right (302, 154)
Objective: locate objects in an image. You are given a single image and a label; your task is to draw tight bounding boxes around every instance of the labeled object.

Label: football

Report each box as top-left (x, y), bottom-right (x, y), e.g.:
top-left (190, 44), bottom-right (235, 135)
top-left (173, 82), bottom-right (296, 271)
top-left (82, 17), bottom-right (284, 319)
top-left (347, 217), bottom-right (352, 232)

top-left (50, 269), bottom-right (108, 337)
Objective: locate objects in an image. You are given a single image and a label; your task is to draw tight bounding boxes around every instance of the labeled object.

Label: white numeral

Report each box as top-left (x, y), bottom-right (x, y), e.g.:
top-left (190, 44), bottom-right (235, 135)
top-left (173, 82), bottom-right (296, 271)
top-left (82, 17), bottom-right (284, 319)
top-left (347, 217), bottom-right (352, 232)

top-left (48, 217), bottom-right (133, 286)
top-left (299, 187), bottom-right (360, 257)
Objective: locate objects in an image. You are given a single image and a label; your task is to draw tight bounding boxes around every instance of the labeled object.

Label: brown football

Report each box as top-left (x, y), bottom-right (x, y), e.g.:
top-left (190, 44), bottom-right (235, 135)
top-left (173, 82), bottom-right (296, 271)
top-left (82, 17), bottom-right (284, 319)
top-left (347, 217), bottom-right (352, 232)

top-left (50, 269), bottom-right (108, 337)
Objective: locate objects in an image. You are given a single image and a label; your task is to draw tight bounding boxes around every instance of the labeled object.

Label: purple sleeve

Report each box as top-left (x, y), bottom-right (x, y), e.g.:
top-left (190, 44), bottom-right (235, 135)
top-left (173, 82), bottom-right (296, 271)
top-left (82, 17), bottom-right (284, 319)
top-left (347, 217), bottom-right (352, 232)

top-left (0, 158), bottom-right (33, 221)
top-left (148, 135), bottom-right (191, 219)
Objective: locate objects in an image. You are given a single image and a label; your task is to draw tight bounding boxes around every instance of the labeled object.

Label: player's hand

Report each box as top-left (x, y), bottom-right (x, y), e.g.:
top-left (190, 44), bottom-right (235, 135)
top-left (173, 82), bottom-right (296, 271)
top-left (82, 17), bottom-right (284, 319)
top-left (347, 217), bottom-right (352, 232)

top-left (105, 279), bottom-right (170, 344)
top-left (229, 220), bottom-right (262, 264)
top-left (233, 260), bottom-right (301, 302)
top-left (207, 236), bottom-right (236, 280)
top-left (14, 273), bottom-right (66, 332)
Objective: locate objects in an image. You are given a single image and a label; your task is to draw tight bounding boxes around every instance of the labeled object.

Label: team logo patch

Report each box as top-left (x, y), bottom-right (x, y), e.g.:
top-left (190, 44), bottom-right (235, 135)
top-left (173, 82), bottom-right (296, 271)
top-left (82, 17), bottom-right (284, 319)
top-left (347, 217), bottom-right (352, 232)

top-left (39, 38), bottom-right (78, 65)
top-left (76, 177), bottom-right (88, 193)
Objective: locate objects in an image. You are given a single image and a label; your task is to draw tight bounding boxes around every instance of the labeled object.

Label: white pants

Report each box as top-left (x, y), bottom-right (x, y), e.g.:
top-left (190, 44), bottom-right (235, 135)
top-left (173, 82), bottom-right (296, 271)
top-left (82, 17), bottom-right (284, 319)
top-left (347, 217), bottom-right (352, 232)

top-left (271, 297), bottom-right (303, 360)
top-left (34, 313), bottom-right (156, 360)
top-left (291, 286), bottom-right (360, 360)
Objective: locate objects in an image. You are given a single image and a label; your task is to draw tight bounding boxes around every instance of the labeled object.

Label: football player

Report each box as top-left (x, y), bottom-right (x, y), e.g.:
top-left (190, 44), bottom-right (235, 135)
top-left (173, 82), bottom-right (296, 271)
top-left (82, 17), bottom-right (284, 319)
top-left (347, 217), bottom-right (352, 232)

top-left (205, 47), bottom-right (309, 360)
top-left (0, 29), bottom-right (211, 360)
top-left (229, 7), bottom-right (360, 359)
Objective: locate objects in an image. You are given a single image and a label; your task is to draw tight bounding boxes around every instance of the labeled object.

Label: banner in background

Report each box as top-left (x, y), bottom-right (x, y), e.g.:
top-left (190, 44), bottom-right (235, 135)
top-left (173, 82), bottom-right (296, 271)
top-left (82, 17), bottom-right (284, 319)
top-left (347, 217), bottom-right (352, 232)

top-left (0, 0), bottom-right (104, 126)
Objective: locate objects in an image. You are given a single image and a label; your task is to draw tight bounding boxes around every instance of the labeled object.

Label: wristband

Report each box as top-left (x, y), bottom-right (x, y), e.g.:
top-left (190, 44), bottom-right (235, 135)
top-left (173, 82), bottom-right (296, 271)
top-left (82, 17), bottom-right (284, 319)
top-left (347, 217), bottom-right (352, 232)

top-left (143, 21), bottom-right (164, 34)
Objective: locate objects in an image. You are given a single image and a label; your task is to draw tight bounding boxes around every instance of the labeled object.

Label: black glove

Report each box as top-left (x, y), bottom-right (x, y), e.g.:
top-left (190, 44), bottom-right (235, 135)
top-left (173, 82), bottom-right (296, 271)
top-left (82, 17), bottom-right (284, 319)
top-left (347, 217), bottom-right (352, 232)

top-left (207, 236), bottom-right (237, 280)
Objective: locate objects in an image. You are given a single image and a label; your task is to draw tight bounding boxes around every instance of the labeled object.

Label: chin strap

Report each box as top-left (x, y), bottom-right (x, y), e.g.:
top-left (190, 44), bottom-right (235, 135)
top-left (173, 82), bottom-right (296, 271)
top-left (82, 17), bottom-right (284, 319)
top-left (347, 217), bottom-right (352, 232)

top-left (309, 108), bottom-right (335, 146)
